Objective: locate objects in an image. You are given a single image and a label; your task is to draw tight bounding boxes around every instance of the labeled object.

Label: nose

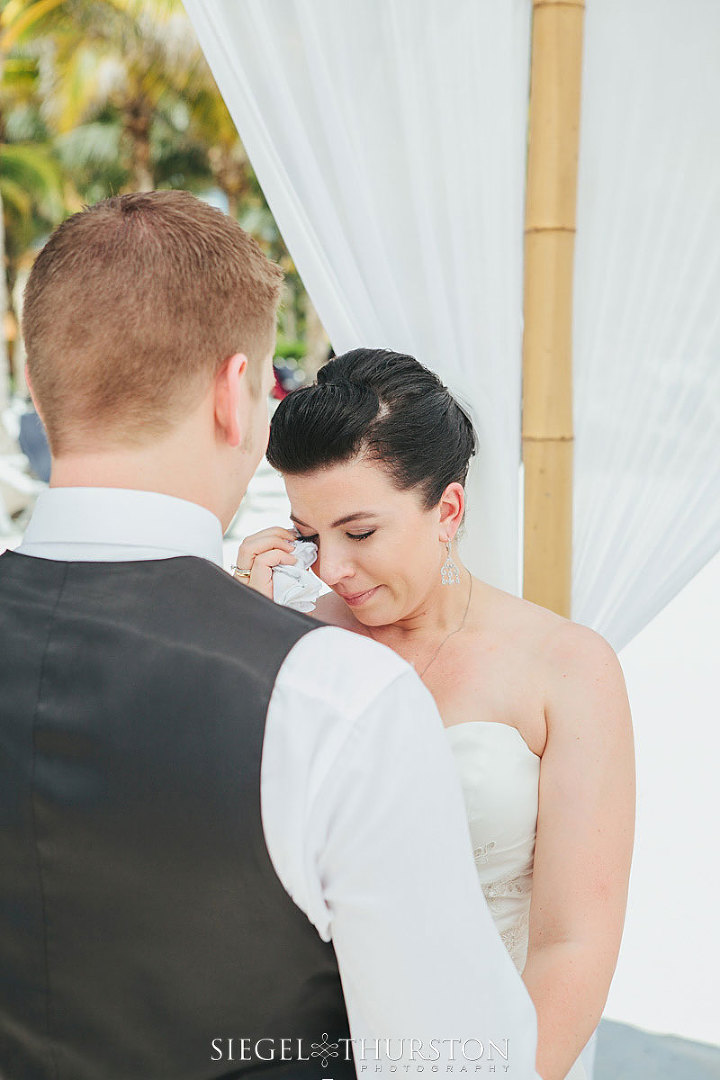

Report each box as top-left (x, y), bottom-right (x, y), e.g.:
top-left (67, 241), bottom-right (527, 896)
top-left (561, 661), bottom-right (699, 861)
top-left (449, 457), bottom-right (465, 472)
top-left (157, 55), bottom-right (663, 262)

top-left (315, 547), bottom-right (355, 589)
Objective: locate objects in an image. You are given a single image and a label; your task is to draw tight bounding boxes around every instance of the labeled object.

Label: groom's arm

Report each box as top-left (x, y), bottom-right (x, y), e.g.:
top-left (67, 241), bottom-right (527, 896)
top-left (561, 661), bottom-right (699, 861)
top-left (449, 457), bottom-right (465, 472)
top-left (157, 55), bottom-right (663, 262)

top-left (263, 626), bottom-right (541, 1078)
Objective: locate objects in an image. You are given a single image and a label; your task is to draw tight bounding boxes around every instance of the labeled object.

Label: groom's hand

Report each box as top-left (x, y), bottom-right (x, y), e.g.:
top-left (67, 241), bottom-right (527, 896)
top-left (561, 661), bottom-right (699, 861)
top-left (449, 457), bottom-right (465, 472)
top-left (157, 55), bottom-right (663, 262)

top-left (234, 527), bottom-right (298, 600)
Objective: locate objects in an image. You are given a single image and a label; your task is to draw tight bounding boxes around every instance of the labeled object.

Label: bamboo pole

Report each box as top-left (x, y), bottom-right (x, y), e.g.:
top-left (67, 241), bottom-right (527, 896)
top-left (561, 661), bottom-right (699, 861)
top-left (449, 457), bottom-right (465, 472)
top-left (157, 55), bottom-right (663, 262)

top-left (522, 0), bottom-right (585, 617)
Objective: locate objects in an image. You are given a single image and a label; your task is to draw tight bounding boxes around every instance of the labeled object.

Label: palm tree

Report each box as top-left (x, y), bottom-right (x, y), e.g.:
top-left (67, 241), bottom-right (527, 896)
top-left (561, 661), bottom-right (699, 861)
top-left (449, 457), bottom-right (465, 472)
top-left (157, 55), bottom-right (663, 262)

top-left (2, 0), bottom-right (207, 190)
top-left (186, 81), bottom-right (252, 219)
top-left (0, 0), bottom-right (327, 379)
top-left (0, 48), bottom-right (64, 388)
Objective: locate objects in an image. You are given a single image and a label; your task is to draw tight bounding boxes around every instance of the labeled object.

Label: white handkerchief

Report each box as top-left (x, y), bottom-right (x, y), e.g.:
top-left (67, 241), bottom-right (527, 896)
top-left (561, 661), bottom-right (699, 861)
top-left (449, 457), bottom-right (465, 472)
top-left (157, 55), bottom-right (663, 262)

top-left (272, 538), bottom-right (322, 613)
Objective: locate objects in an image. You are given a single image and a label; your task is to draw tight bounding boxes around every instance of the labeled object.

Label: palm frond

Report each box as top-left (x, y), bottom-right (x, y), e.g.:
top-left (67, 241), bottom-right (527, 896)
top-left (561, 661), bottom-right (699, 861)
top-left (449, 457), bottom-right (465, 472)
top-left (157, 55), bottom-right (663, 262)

top-left (1, 0), bottom-right (65, 50)
top-left (0, 142), bottom-right (64, 217)
top-left (0, 173), bottom-right (32, 221)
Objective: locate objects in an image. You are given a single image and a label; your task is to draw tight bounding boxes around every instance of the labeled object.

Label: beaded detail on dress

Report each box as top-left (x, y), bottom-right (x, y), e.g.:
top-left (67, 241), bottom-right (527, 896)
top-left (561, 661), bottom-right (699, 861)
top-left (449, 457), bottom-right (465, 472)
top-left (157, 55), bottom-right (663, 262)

top-left (472, 841), bottom-right (496, 863)
top-left (481, 872), bottom-right (532, 900)
top-left (481, 872), bottom-right (533, 967)
top-left (497, 909), bottom-right (530, 964)
top-left (445, 722), bottom-right (540, 974)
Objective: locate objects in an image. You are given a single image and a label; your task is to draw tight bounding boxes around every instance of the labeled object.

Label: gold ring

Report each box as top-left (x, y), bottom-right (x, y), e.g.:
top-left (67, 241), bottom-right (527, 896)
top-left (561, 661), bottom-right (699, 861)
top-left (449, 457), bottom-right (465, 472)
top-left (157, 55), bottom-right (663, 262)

top-left (230, 564), bottom-right (252, 579)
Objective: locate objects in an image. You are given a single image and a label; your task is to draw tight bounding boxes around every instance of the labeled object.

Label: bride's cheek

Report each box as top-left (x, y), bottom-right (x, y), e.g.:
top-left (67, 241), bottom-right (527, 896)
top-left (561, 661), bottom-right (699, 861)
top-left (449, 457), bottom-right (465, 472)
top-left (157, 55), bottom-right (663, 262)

top-left (312, 554), bottom-right (328, 583)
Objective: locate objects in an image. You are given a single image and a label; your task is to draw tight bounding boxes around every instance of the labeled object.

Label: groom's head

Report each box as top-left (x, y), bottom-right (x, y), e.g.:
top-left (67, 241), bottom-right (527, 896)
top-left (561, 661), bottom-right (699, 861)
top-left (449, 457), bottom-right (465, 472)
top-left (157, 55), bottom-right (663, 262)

top-left (22, 191), bottom-right (283, 522)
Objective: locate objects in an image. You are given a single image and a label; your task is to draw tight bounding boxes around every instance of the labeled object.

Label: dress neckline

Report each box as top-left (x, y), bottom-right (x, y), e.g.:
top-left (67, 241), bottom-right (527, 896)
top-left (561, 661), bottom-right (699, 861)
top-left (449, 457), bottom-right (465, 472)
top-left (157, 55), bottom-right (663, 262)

top-left (444, 720), bottom-right (541, 760)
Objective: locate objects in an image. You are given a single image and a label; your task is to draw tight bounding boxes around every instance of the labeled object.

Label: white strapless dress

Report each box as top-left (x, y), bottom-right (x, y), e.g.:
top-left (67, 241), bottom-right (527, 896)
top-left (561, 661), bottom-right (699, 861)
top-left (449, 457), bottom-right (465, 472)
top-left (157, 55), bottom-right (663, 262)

top-left (446, 721), bottom-right (588, 1080)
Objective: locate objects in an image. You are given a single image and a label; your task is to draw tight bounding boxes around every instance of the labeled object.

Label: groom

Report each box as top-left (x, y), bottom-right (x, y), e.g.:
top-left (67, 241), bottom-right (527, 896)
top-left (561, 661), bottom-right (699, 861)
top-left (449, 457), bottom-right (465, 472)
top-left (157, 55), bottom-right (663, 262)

top-left (0, 191), bottom-right (539, 1079)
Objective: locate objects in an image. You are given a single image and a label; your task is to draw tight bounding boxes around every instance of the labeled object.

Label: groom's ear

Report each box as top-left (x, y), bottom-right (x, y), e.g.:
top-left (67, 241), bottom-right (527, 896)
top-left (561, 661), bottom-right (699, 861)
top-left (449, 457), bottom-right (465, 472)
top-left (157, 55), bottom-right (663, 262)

top-left (214, 352), bottom-right (248, 448)
top-left (438, 481), bottom-right (466, 541)
top-left (25, 369), bottom-right (46, 428)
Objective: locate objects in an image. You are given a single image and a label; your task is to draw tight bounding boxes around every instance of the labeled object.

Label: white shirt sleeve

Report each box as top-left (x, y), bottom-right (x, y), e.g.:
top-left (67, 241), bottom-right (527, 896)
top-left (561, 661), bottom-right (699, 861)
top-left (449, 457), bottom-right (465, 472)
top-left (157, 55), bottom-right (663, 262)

top-left (262, 626), bottom-right (540, 1077)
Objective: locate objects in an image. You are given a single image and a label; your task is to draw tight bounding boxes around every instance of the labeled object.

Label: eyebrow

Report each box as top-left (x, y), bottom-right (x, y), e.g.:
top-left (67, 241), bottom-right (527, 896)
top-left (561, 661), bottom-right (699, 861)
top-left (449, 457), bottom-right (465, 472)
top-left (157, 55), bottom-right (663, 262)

top-left (290, 512), bottom-right (380, 529)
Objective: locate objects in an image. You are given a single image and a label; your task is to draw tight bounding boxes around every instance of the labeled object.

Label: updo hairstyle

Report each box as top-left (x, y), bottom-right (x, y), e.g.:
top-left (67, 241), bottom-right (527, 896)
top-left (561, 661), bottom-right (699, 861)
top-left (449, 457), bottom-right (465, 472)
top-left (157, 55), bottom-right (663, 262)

top-left (266, 348), bottom-right (477, 509)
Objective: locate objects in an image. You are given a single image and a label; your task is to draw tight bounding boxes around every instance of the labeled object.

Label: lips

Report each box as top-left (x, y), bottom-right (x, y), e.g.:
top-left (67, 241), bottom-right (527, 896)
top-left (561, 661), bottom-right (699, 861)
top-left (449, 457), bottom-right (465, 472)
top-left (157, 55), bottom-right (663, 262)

top-left (338, 586), bottom-right (380, 607)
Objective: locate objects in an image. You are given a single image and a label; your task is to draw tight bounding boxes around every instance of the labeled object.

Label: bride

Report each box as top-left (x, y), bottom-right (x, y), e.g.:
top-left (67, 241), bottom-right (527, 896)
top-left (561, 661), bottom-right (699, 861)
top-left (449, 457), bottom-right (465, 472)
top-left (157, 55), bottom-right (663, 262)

top-left (236, 348), bottom-right (635, 1080)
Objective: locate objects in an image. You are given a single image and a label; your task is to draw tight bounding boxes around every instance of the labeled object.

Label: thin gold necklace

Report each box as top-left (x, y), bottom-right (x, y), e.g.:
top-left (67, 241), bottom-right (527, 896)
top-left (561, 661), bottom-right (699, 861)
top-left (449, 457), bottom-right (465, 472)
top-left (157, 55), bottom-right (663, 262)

top-left (369, 573), bottom-right (473, 679)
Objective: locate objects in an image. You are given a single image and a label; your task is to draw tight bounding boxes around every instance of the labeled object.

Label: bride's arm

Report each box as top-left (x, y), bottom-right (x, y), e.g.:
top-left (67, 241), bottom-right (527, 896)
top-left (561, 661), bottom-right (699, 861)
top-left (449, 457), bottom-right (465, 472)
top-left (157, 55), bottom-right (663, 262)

top-left (522, 623), bottom-right (635, 1080)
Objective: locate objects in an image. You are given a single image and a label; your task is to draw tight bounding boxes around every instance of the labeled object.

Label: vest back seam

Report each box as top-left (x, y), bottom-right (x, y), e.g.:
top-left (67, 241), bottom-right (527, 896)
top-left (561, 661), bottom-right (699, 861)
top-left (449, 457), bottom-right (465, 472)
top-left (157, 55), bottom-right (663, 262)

top-left (29, 561), bottom-right (69, 1080)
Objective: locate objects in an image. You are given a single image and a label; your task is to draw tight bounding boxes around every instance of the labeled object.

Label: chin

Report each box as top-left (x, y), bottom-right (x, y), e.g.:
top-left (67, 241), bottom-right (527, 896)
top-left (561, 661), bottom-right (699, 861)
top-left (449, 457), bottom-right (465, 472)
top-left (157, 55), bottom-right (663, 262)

top-left (358, 614), bottom-right (392, 629)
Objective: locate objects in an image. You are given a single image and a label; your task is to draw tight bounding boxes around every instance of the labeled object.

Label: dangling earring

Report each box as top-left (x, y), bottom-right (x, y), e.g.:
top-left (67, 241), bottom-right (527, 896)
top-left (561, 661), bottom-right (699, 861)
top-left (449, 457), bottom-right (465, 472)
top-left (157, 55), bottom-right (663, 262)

top-left (441, 539), bottom-right (461, 585)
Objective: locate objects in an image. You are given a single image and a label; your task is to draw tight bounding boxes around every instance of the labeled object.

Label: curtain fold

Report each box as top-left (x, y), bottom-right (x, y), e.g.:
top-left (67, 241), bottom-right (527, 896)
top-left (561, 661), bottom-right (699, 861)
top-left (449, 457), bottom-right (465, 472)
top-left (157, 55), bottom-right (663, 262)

top-left (572, 0), bottom-right (720, 650)
top-left (184, 0), bottom-right (720, 646)
top-left (183, 0), bottom-right (532, 594)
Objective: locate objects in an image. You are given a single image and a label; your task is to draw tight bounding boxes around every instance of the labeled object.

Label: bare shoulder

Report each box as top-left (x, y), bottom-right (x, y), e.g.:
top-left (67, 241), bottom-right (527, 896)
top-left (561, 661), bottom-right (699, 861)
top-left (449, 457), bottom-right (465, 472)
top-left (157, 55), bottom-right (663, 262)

top-left (474, 581), bottom-right (629, 730)
top-left (312, 590), bottom-right (366, 633)
top-left (540, 616), bottom-right (624, 687)
top-left (538, 614), bottom-right (632, 739)
top-left (480, 580), bottom-right (620, 672)
top-left (311, 590), bottom-right (346, 626)
top-left (472, 578), bottom-right (568, 651)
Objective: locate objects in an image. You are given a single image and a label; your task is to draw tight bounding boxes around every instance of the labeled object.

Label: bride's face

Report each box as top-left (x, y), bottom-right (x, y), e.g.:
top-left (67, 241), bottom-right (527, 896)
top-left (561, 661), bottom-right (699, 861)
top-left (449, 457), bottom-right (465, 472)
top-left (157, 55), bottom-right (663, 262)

top-left (284, 457), bottom-right (457, 626)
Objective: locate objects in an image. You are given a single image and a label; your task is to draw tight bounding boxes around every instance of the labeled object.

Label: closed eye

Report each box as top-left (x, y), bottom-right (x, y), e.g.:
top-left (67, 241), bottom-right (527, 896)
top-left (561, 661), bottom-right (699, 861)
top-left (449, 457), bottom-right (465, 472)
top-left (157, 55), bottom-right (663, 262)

top-left (296, 531), bottom-right (375, 543)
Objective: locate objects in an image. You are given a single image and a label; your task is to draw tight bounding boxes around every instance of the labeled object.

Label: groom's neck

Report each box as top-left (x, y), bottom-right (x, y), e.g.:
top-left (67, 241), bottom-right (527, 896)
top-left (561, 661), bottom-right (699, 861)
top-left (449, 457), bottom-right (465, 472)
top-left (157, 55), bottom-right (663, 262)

top-left (49, 430), bottom-right (226, 529)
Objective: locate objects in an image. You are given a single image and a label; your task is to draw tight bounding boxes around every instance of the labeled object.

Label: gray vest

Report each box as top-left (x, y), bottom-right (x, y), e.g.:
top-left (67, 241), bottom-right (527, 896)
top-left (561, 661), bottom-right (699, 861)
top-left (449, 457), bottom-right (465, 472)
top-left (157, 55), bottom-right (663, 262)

top-left (0, 551), bottom-right (353, 1079)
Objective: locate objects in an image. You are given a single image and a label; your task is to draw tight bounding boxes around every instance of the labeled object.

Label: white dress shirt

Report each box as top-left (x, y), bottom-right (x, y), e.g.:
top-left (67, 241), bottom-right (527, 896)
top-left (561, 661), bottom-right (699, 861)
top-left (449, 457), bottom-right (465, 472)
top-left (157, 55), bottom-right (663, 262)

top-left (17, 487), bottom-right (539, 1077)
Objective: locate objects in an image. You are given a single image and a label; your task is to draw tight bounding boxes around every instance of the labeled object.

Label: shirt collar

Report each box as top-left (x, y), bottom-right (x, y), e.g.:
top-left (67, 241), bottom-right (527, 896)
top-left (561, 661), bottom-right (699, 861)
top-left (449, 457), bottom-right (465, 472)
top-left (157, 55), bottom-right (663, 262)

top-left (21, 487), bottom-right (225, 567)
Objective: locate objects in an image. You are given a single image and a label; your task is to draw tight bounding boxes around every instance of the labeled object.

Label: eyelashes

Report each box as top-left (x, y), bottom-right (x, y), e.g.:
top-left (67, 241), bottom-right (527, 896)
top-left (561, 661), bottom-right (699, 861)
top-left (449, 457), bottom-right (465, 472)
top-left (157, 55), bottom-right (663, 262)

top-left (299, 531), bottom-right (375, 544)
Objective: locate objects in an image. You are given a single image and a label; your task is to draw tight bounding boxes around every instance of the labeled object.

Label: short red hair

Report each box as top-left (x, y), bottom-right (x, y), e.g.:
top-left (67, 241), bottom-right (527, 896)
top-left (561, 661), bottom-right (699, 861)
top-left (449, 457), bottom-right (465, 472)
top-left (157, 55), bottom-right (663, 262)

top-left (23, 190), bottom-right (284, 454)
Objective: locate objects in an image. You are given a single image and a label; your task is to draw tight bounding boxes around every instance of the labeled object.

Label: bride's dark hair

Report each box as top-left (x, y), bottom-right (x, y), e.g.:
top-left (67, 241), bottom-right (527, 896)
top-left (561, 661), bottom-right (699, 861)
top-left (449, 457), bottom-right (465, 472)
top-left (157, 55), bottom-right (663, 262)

top-left (266, 348), bottom-right (477, 509)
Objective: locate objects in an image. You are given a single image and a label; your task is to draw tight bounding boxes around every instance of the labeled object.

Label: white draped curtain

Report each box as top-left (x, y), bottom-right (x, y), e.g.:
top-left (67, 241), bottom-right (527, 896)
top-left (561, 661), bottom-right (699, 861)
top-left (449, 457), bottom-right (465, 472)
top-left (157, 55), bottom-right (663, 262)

top-left (184, 0), bottom-right (532, 596)
top-left (572, 0), bottom-right (720, 651)
top-left (571, 0), bottom-right (720, 1049)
